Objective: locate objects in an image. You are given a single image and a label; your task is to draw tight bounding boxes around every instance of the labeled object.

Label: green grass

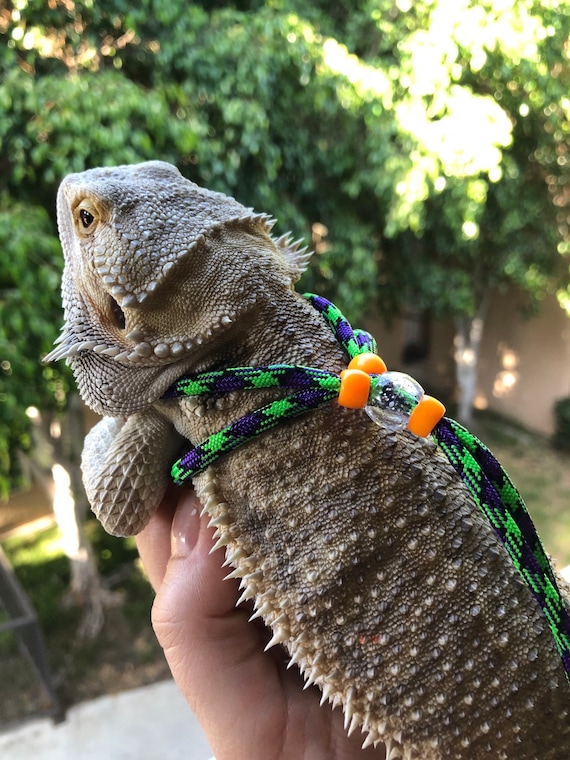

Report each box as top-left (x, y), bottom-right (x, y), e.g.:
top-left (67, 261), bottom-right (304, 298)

top-left (2, 526), bottom-right (71, 631)
top-left (1, 521), bottom-right (142, 628)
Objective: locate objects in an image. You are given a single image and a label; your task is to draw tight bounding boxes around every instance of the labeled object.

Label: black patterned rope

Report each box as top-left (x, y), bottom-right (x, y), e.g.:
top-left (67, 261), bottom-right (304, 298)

top-left (171, 388), bottom-right (337, 485)
top-left (163, 365), bottom-right (341, 401)
top-left (167, 294), bottom-right (378, 486)
top-left (434, 417), bottom-right (570, 675)
top-left (306, 293), bottom-right (377, 356)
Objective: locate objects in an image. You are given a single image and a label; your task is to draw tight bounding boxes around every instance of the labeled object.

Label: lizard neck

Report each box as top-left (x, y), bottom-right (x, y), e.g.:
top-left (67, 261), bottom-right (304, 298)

top-left (159, 289), bottom-right (353, 442)
top-left (206, 289), bottom-right (348, 371)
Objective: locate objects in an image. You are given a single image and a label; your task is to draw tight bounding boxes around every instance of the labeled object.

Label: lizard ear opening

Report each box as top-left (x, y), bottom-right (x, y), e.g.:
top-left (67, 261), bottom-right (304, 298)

top-left (109, 296), bottom-right (126, 330)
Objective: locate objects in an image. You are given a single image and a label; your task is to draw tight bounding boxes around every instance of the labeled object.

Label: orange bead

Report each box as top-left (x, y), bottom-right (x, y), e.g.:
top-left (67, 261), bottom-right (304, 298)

top-left (348, 352), bottom-right (387, 375)
top-left (407, 395), bottom-right (446, 437)
top-left (338, 369), bottom-right (371, 409)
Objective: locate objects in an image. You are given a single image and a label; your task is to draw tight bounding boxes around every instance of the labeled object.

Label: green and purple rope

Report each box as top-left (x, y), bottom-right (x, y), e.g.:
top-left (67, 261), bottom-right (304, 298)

top-left (434, 417), bottom-right (570, 676)
top-left (163, 293), bottom-right (570, 680)
top-left (165, 294), bottom-right (377, 484)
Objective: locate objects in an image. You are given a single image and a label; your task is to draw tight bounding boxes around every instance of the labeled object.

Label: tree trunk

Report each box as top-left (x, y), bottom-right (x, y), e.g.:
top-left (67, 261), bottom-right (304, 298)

top-left (453, 297), bottom-right (489, 426)
top-left (26, 395), bottom-right (119, 640)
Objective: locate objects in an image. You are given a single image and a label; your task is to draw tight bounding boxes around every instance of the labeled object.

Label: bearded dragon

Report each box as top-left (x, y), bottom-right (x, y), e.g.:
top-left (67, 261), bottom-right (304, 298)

top-left (46, 161), bottom-right (570, 758)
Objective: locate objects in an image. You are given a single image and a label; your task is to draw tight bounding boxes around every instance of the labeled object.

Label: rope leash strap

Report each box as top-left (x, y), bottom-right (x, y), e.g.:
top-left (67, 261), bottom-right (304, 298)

top-left (305, 293), bottom-right (378, 356)
top-left (435, 418), bottom-right (559, 588)
top-left (162, 293), bottom-right (570, 682)
top-left (163, 364), bottom-right (341, 399)
top-left (171, 387), bottom-right (337, 486)
top-left (434, 418), bottom-right (570, 675)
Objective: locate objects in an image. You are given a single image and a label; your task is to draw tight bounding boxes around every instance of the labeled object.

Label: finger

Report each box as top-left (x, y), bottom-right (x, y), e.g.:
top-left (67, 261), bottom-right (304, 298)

top-left (151, 491), bottom-right (252, 667)
top-left (135, 486), bottom-right (187, 591)
top-left (150, 495), bottom-right (287, 757)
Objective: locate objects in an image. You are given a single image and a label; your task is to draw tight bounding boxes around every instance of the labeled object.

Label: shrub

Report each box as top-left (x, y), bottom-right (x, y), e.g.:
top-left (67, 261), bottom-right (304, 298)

top-left (553, 397), bottom-right (570, 451)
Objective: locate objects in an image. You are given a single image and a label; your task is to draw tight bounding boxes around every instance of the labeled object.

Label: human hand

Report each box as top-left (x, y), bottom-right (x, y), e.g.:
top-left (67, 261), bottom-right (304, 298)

top-left (136, 487), bottom-right (386, 760)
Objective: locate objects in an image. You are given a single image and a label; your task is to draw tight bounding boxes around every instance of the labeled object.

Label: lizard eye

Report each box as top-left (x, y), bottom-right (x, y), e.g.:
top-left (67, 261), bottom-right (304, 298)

top-left (80, 209), bottom-right (94, 228)
top-left (74, 200), bottom-right (99, 236)
top-left (110, 297), bottom-right (126, 330)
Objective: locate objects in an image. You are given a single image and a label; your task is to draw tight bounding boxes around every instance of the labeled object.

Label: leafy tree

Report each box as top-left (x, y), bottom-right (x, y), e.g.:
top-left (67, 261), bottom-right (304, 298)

top-left (364, 0), bottom-right (570, 422)
top-left (0, 2), bottom-right (205, 635)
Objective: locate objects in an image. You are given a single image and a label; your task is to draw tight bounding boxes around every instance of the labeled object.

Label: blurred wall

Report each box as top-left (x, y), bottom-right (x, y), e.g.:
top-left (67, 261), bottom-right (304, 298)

top-left (476, 290), bottom-right (570, 435)
top-left (366, 290), bottom-right (570, 436)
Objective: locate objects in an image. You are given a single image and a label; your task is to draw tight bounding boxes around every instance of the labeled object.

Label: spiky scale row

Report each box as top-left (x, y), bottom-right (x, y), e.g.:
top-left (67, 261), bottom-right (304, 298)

top-left (196, 472), bottom-right (408, 753)
top-left (195, 428), bottom-right (566, 757)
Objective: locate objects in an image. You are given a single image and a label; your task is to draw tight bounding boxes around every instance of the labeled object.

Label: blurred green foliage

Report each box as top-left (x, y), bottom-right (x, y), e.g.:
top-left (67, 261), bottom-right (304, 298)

top-left (1, 0), bottom-right (570, 491)
top-left (553, 396), bottom-right (570, 451)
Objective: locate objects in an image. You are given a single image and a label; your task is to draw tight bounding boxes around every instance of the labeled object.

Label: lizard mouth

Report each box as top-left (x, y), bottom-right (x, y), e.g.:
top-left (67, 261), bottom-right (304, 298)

top-left (44, 302), bottom-right (235, 366)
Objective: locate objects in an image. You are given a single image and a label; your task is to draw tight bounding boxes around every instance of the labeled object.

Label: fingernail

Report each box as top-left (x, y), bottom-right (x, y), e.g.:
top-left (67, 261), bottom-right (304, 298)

top-left (171, 494), bottom-right (201, 557)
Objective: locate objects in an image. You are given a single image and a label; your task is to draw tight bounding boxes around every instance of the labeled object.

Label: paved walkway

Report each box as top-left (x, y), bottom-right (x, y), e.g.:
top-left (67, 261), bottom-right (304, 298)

top-left (0, 680), bottom-right (213, 760)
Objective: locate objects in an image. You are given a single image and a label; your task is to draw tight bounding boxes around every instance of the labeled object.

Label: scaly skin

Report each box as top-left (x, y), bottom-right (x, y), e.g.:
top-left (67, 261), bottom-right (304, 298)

top-left (46, 161), bottom-right (570, 758)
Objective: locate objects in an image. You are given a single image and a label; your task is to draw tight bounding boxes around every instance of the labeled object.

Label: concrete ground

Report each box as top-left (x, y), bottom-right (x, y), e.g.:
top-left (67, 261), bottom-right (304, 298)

top-left (0, 680), bottom-right (213, 760)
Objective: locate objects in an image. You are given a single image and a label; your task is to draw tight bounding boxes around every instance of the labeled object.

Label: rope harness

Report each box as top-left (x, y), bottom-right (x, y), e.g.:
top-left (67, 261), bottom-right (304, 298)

top-left (163, 293), bottom-right (570, 681)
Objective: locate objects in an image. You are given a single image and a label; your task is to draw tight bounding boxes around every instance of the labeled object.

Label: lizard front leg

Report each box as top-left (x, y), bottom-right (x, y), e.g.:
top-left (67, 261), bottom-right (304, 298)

top-left (82, 408), bottom-right (183, 536)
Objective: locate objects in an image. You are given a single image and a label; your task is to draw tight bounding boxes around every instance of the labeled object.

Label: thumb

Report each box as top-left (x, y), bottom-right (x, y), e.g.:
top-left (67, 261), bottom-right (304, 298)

top-left (150, 493), bottom-right (271, 724)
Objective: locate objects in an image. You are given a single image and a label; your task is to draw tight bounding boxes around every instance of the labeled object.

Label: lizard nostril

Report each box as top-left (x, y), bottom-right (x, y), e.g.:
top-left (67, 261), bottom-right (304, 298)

top-left (109, 296), bottom-right (126, 330)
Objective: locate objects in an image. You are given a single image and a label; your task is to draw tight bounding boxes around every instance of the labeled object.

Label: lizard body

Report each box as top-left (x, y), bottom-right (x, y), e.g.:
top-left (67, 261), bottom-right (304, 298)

top-left (46, 161), bottom-right (570, 758)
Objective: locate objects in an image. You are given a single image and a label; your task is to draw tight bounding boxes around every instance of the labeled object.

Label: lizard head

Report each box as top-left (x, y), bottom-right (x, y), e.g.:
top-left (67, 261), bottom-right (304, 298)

top-left (45, 161), bottom-right (311, 415)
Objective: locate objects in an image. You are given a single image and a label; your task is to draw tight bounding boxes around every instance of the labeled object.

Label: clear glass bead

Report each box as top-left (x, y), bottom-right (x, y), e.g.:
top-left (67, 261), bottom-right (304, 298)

top-left (365, 371), bottom-right (424, 431)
